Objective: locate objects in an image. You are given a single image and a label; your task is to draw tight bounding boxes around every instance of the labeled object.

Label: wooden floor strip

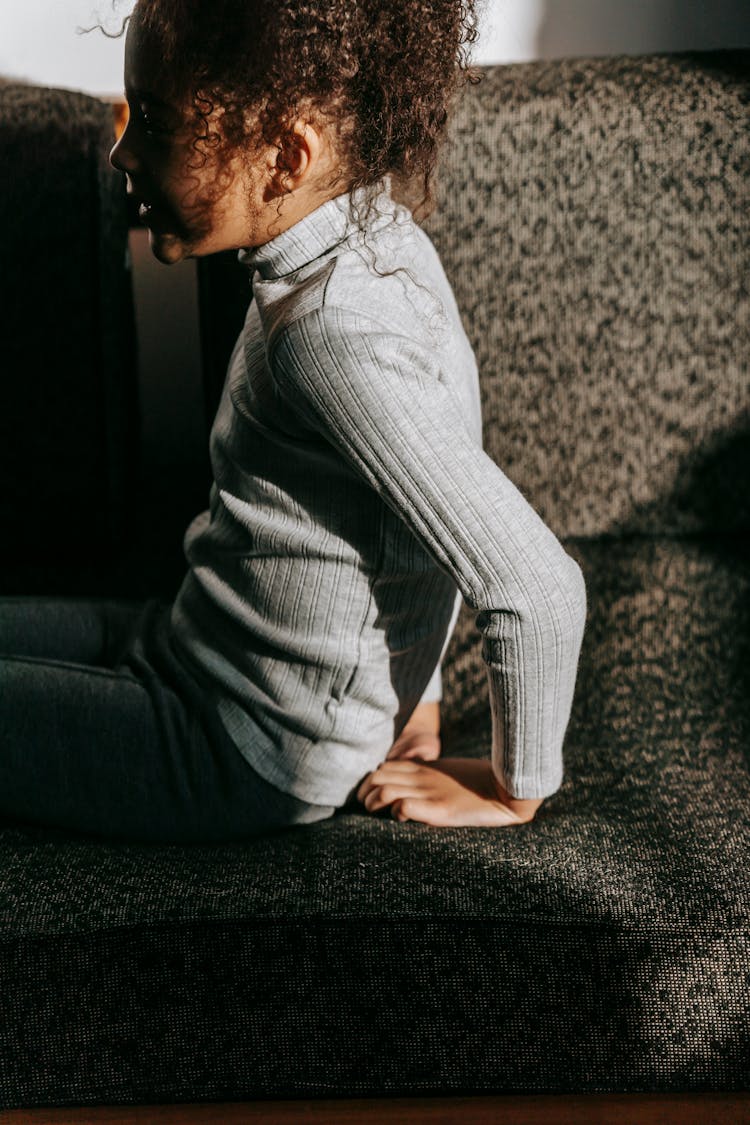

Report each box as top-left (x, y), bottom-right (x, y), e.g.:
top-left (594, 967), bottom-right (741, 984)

top-left (1, 1091), bottom-right (749, 1125)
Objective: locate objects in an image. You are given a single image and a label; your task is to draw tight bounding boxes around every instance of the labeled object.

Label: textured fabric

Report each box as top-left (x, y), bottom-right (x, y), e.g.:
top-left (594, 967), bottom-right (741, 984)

top-left (0, 52), bottom-right (748, 1108)
top-left (422, 51), bottom-right (750, 540)
top-left (169, 184), bottom-right (586, 804)
top-left (0, 542), bottom-right (748, 1103)
top-left (0, 598), bottom-right (335, 842)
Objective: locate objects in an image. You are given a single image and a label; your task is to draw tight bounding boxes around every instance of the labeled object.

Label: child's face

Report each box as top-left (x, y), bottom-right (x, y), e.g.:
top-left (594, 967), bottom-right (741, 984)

top-left (110, 12), bottom-right (265, 264)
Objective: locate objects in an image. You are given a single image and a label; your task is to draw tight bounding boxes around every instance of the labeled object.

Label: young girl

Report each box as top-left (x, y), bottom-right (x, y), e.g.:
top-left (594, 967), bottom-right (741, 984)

top-left (0, 0), bottom-right (586, 843)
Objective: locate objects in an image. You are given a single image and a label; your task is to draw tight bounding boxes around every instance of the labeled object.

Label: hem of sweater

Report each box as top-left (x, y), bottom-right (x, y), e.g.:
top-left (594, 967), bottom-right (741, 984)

top-left (491, 762), bottom-right (564, 801)
top-left (216, 696), bottom-right (391, 808)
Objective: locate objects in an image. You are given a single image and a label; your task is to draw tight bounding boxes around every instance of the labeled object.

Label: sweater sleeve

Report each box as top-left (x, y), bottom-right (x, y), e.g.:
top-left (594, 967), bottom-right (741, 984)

top-left (271, 304), bottom-right (587, 799)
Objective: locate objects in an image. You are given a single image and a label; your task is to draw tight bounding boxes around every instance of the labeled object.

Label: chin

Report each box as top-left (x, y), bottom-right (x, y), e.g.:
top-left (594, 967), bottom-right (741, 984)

top-left (148, 231), bottom-right (188, 265)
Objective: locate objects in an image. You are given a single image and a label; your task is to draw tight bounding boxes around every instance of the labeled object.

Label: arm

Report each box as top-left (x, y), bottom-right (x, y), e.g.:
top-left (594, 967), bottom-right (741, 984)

top-left (387, 699), bottom-right (442, 761)
top-left (387, 584), bottom-right (462, 760)
top-left (418, 662), bottom-right (443, 706)
top-left (272, 305), bottom-right (587, 805)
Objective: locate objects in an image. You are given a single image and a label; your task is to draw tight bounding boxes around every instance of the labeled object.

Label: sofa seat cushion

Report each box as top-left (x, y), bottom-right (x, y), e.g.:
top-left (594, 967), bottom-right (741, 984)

top-left (0, 536), bottom-right (747, 1107)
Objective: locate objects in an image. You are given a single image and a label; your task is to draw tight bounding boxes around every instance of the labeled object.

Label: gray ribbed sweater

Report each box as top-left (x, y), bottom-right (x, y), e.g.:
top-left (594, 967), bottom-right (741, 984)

top-left (169, 183), bottom-right (587, 807)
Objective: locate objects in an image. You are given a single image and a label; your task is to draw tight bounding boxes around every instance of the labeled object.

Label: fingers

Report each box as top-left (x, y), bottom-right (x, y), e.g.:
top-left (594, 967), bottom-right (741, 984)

top-left (356, 760), bottom-right (435, 807)
top-left (390, 797), bottom-right (443, 825)
top-left (357, 758), bottom-right (539, 829)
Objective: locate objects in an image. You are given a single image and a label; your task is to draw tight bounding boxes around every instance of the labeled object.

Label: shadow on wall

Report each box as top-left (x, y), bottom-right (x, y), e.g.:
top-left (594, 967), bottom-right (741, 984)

top-left (534, 0), bottom-right (750, 59)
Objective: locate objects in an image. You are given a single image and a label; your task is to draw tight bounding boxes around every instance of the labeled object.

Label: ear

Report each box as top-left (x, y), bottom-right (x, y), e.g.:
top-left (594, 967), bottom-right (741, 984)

top-left (269, 120), bottom-right (322, 196)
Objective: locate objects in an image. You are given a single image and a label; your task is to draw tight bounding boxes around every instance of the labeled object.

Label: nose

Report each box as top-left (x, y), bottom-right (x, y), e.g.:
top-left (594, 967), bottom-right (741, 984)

top-left (109, 124), bottom-right (138, 176)
top-left (110, 136), bottom-right (129, 174)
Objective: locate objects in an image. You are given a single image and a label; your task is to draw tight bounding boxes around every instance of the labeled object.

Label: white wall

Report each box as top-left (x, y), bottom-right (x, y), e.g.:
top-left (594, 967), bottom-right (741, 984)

top-left (3, 1), bottom-right (749, 96)
top-left (0, 1), bottom-right (130, 96)
top-left (533, 0), bottom-right (750, 60)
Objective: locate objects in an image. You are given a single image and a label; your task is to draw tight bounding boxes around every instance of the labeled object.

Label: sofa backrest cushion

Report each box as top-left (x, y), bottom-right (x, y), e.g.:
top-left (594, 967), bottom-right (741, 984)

top-left (423, 52), bottom-right (750, 539)
top-left (0, 83), bottom-right (137, 587)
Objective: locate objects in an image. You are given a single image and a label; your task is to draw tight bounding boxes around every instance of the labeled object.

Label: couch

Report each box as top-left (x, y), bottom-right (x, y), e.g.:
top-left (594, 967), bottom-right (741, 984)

top-left (0, 50), bottom-right (748, 1114)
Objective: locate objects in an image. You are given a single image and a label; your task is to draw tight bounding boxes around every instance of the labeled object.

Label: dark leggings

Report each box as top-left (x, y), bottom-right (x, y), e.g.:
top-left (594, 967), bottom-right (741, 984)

top-left (0, 596), bottom-right (337, 843)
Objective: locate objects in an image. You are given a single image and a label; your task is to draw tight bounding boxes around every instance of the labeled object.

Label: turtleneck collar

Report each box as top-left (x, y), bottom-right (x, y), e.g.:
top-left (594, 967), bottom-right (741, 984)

top-left (237, 179), bottom-right (406, 280)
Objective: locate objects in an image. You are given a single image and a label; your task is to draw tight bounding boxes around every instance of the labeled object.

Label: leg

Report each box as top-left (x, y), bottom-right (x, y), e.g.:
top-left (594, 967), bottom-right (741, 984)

top-left (0, 601), bottom-right (336, 843)
top-left (0, 596), bottom-right (143, 665)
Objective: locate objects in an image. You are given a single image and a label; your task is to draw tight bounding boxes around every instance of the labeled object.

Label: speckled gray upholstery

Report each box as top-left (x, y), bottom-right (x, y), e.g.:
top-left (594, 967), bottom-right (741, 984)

top-left (0, 53), bottom-right (748, 1109)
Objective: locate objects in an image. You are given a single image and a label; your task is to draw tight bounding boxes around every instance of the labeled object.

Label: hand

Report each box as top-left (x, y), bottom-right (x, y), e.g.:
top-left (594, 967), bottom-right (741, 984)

top-left (386, 700), bottom-right (441, 762)
top-left (356, 757), bottom-right (544, 828)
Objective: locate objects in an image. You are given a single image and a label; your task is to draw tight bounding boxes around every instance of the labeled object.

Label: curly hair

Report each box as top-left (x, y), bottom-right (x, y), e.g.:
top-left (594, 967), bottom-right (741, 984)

top-left (105, 0), bottom-right (481, 225)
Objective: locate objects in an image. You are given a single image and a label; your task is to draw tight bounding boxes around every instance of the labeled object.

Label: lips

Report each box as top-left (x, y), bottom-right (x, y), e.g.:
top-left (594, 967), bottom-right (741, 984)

top-left (128, 188), bottom-right (181, 239)
top-left (136, 198), bottom-right (170, 233)
top-left (128, 190), bottom-right (156, 223)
